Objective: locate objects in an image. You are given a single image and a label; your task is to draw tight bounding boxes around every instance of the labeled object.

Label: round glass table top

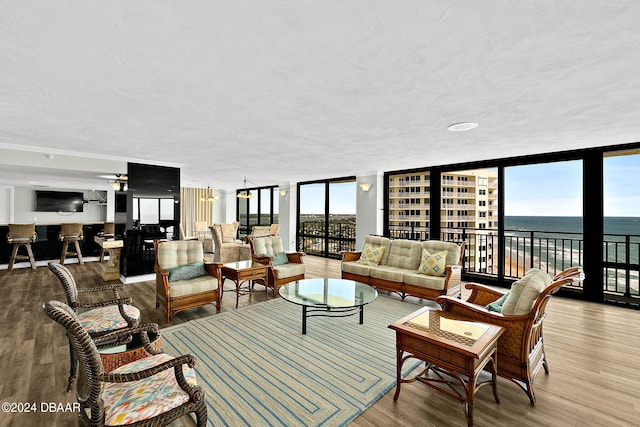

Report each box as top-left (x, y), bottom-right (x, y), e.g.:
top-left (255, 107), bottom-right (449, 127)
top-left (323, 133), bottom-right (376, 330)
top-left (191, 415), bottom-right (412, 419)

top-left (278, 278), bottom-right (378, 308)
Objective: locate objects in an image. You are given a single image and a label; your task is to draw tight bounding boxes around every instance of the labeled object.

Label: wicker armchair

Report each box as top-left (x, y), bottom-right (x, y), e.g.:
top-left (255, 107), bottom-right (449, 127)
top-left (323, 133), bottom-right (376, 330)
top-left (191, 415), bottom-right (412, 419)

top-left (247, 235), bottom-right (305, 297)
top-left (436, 266), bottom-right (585, 405)
top-left (43, 300), bottom-right (207, 426)
top-left (48, 263), bottom-right (140, 391)
top-left (155, 240), bottom-right (222, 322)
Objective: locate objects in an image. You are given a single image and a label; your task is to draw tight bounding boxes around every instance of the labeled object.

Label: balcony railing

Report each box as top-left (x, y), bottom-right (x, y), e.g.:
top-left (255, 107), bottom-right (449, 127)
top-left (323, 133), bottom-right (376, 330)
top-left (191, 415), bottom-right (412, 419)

top-left (299, 220), bottom-right (356, 259)
top-left (389, 225), bottom-right (639, 304)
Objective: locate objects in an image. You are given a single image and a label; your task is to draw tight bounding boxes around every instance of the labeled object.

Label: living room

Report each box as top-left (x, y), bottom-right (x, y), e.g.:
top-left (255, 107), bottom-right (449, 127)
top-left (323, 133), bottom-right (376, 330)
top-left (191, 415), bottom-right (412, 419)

top-left (2, 2), bottom-right (640, 426)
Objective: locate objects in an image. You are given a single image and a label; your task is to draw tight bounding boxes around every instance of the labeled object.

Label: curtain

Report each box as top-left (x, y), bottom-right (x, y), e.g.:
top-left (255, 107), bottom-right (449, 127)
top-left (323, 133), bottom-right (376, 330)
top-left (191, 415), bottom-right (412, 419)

top-left (180, 187), bottom-right (215, 238)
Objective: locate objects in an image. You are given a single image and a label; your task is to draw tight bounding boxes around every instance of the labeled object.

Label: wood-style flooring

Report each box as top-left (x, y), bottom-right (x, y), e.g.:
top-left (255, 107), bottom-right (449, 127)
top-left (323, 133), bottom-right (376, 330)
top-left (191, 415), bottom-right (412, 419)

top-left (0, 256), bottom-right (639, 426)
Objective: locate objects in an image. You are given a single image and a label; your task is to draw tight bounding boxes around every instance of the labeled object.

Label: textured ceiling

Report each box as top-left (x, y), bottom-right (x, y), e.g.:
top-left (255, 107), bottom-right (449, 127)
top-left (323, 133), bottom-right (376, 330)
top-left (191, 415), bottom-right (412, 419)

top-left (1, 1), bottom-right (640, 191)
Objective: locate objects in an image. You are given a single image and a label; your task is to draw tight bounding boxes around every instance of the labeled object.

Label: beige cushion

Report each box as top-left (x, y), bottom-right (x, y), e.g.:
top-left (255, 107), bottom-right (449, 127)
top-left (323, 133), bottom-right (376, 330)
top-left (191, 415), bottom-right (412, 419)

top-left (251, 236), bottom-right (285, 257)
top-left (417, 249), bottom-right (447, 276)
top-left (403, 271), bottom-right (446, 291)
top-left (502, 269), bottom-right (552, 315)
top-left (273, 263), bottom-right (305, 279)
top-left (168, 275), bottom-right (219, 298)
top-left (369, 265), bottom-right (407, 283)
top-left (341, 261), bottom-right (371, 277)
top-left (358, 243), bottom-right (386, 266)
top-left (157, 241), bottom-right (205, 270)
top-left (386, 239), bottom-right (422, 270)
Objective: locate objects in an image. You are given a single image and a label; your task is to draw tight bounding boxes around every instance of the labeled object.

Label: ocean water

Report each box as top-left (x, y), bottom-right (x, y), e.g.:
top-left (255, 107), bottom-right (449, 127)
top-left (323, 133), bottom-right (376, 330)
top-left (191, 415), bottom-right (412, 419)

top-left (504, 216), bottom-right (640, 236)
top-left (503, 216), bottom-right (639, 294)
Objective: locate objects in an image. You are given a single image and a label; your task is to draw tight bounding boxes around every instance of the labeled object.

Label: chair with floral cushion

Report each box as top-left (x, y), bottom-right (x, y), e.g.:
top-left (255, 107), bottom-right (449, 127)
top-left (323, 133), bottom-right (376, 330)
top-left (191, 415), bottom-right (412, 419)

top-left (247, 235), bottom-right (305, 297)
top-left (155, 240), bottom-right (222, 322)
top-left (43, 300), bottom-right (207, 426)
top-left (48, 262), bottom-right (141, 391)
top-left (436, 266), bottom-right (585, 405)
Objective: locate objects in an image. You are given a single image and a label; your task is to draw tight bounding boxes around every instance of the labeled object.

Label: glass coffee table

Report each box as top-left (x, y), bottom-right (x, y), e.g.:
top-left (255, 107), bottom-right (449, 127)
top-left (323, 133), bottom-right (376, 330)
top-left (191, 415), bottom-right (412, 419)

top-left (278, 278), bottom-right (378, 334)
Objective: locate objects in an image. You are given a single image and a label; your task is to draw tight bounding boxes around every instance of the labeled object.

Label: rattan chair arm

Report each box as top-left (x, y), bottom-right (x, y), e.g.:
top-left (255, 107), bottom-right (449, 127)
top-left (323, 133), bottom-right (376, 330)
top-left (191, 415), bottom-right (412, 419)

top-left (340, 251), bottom-right (362, 262)
top-left (253, 255), bottom-right (273, 265)
top-left (463, 282), bottom-right (506, 305)
top-left (204, 263), bottom-right (222, 279)
top-left (76, 297), bottom-right (133, 308)
top-left (99, 354), bottom-right (196, 383)
top-left (286, 252), bottom-right (305, 263)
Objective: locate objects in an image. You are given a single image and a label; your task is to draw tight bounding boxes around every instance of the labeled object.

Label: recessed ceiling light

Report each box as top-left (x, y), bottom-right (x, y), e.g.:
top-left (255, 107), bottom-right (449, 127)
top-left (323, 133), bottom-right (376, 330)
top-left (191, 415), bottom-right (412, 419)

top-left (447, 122), bottom-right (479, 132)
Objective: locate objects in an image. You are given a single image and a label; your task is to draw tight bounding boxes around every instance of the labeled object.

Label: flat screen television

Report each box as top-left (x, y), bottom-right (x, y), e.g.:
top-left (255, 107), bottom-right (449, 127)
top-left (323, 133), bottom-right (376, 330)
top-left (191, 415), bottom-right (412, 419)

top-left (35, 191), bottom-right (85, 212)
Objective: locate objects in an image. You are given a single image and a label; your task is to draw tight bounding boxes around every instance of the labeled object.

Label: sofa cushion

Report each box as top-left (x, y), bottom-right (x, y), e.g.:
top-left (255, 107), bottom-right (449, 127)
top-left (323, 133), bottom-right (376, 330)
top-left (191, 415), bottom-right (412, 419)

top-left (341, 261), bottom-right (371, 277)
top-left (417, 249), bottom-right (447, 277)
top-left (502, 269), bottom-right (552, 315)
top-left (403, 271), bottom-right (446, 291)
top-left (167, 261), bottom-right (207, 282)
top-left (422, 240), bottom-right (461, 267)
top-left (168, 275), bottom-right (219, 297)
top-left (369, 265), bottom-right (407, 283)
top-left (273, 263), bottom-right (305, 280)
top-left (157, 241), bottom-right (205, 270)
top-left (363, 235), bottom-right (392, 265)
top-left (272, 252), bottom-right (289, 266)
top-left (386, 239), bottom-right (422, 270)
top-left (251, 236), bottom-right (284, 257)
top-left (486, 292), bottom-right (510, 313)
top-left (358, 243), bottom-right (386, 266)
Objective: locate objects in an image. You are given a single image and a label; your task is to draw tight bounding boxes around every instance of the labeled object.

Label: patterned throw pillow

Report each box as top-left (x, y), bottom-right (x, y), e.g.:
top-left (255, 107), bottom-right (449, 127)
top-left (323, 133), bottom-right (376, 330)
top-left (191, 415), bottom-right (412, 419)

top-left (272, 252), bottom-right (289, 266)
top-left (417, 249), bottom-right (448, 276)
top-left (358, 243), bottom-right (386, 266)
top-left (167, 262), bottom-right (207, 282)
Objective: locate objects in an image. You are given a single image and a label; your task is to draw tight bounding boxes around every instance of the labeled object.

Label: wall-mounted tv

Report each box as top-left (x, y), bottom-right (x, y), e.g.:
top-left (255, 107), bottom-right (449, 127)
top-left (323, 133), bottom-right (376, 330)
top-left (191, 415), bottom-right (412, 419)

top-left (35, 191), bottom-right (85, 212)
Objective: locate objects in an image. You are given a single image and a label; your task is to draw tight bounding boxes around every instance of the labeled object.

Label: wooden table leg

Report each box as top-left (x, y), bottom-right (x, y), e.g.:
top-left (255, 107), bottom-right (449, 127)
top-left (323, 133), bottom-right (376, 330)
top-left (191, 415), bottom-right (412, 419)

top-left (393, 348), bottom-right (404, 401)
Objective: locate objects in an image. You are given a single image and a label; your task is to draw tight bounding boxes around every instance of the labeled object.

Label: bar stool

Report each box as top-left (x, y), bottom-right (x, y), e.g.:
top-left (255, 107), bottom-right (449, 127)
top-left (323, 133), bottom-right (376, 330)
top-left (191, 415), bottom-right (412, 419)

top-left (58, 223), bottom-right (84, 265)
top-left (6, 223), bottom-right (38, 270)
top-left (99, 221), bottom-right (115, 262)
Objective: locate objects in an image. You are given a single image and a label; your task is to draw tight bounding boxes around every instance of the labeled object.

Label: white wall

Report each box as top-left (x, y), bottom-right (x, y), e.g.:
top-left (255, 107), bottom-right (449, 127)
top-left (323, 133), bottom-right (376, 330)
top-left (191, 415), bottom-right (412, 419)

top-left (0, 186), bottom-right (12, 224)
top-left (13, 187), bottom-right (108, 224)
top-left (355, 172), bottom-right (384, 249)
top-left (278, 183), bottom-right (297, 252)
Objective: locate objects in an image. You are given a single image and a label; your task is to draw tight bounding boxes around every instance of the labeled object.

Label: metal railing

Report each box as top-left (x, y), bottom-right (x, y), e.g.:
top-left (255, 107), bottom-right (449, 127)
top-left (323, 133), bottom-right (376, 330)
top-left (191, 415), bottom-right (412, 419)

top-left (389, 225), bottom-right (639, 303)
top-left (299, 220), bottom-right (357, 259)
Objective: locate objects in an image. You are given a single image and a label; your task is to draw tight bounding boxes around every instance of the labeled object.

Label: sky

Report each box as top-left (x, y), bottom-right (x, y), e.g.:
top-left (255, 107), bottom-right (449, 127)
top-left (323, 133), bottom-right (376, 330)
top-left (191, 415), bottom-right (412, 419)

top-left (297, 154), bottom-right (640, 217)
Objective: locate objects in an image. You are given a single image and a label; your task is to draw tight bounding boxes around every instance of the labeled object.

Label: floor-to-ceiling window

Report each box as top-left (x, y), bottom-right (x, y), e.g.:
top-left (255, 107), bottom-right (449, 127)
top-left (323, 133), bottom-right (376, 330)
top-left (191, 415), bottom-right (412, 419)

top-left (603, 150), bottom-right (640, 304)
top-left (298, 178), bottom-right (356, 258)
top-left (504, 161), bottom-right (583, 283)
top-left (388, 172), bottom-right (430, 240)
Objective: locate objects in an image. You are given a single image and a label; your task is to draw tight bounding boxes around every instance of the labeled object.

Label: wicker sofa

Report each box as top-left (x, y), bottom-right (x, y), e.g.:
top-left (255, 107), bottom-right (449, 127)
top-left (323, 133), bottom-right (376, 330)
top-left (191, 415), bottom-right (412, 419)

top-left (341, 235), bottom-right (464, 301)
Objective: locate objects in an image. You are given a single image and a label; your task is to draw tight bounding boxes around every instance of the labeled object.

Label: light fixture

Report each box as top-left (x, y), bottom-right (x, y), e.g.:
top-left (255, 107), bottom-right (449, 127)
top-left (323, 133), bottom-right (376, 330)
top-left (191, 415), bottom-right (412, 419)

top-left (279, 189), bottom-right (288, 196)
top-left (447, 122), bottom-right (479, 132)
top-left (359, 183), bottom-right (372, 192)
top-left (236, 176), bottom-right (254, 199)
top-left (109, 174), bottom-right (128, 192)
top-left (200, 186), bottom-right (218, 202)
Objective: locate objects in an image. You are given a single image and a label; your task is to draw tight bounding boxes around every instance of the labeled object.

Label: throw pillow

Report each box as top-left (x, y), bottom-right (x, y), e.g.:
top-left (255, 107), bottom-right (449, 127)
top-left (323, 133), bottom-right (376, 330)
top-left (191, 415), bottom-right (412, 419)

top-left (485, 292), bottom-right (510, 313)
top-left (358, 243), bottom-right (386, 266)
top-left (501, 269), bottom-right (552, 315)
top-left (272, 252), bottom-right (289, 266)
top-left (167, 261), bottom-right (207, 282)
top-left (417, 249), bottom-right (447, 276)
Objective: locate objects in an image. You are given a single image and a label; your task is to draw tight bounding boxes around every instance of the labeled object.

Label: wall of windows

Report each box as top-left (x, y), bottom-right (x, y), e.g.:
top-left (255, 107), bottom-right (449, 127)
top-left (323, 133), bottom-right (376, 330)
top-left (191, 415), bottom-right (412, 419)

top-left (384, 143), bottom-right (640, 307)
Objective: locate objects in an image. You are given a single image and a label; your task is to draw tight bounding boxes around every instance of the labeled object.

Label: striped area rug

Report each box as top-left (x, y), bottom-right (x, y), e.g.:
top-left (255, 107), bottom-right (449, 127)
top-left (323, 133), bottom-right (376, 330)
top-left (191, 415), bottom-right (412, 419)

top-left (161, 295), bottom-right (424, 427)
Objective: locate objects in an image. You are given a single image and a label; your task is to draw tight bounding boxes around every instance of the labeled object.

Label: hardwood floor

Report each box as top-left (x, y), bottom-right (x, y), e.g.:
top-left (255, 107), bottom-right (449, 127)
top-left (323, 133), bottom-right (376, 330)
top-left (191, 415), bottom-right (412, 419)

top-left (1, 257), bottom-right (639, 426)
